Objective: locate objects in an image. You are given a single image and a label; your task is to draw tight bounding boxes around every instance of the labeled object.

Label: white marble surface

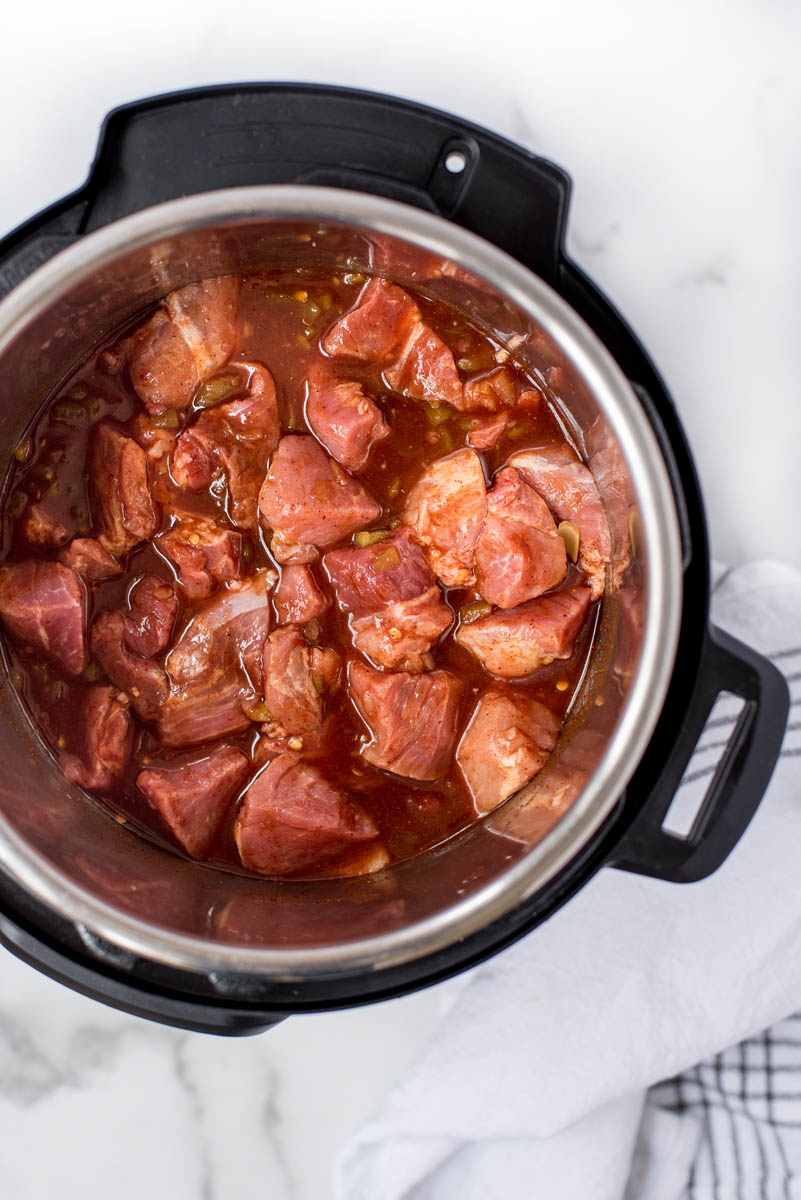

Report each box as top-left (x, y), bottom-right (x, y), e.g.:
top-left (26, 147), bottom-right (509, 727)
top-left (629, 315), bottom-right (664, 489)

top-left (0, 1), bottom-right (799, 1196)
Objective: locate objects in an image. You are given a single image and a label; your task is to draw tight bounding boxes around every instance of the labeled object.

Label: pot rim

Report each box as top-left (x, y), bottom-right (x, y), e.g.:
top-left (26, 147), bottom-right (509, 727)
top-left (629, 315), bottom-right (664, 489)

top-left (0, 185), bottom-right (683, 979)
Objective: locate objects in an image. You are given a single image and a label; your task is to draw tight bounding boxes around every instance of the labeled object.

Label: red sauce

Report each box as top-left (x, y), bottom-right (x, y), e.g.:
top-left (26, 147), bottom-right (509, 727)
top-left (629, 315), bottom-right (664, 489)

top-left (0, 270), bottom-right (597, 876)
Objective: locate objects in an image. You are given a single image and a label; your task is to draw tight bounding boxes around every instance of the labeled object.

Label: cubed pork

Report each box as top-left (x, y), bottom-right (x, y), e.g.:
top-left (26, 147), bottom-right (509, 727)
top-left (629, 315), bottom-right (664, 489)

top-left (258, 435), bottom-right (381, 557)
top-left (401, 448), bottom-right (487, 587)
top-left (171, 361), bottom-right (280, 531)
top-left (509, 446), bottom-right (612, 600)
top-left (474, 467), bottom-right (566, 608)
top-left (166, 570), bottom-right (273, 690)
top-left (234, 753), bottom-right (380, 876)
top-left (62, 686), bottom-right (133, 792)
top-left (90, 612), bottom-right (169, 720)
top-left (322, 277), bottom-right (419, 363)
top-left (585, 420), bottom-right (634, 589)
top-left (157, 513), bottom-right (243, 600)
top-left (122, 276), bottom-right (240, 413)
top-left (91, 424), bottom-right (160, 556)
top-left (384, 320), bottom-right (463, 408)
top-left (273, 564), bottom-right (328, 626)
top-left (466, 411), bottom-right (512, 450)
top-left (305, 362), bottom-right (390, 471)
top-left (456, 586), bottom-right (592, 677)
top-left (0, 560), bottom-right (86, 676)
top-left (323, 528), bottom-right (452, 672)
top-left (456, 689), bottom-right (560, 813)
top-left (348, 660), bottom-right (462, 780)
top-left (261, 627), bottom-right (339, 738)
top-left (137, 745), bottom-right (250, 858)
top-left (322, 278), bottom-right (463, 409)
top-left (59, 538), bottom-right (121, 582)
top-left (19, 504), bottom-right (68, 550)
top-left (123, 575), bottom-right (179, 657)
top-left (160, 571), bottom-right (274, 746)
top-left (461, 366), bottom-right (541, 414)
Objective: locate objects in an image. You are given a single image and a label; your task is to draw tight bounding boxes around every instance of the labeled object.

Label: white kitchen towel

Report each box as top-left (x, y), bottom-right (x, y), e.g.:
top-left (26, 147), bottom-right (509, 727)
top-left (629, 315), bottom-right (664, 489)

top-left (337, 560), bottom-right (801, 1200)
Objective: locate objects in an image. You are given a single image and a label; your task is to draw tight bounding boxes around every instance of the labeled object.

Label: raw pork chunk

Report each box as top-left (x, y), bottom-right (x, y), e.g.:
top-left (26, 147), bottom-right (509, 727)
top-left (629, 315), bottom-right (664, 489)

top-left (122, 276), bottom-right (240, 413)
top-left (91, 424), bottom-right (160, 557)
top-left (457, 689), bottom-right (559, 813)
top-left (305, 361), bottom-right (390, 471)
top-left (323, 278), bottom-right (462, 408)
top-left (456, 587), bottom-right (592, 678)
top-left (273, 564), bottom-right (328, 626)
top-left (402, 448), bottom-right (487, 587)
top-left (349, 660), bottom-right (462, 780)
top-left (137, 745), bottom-right (250, 858)
top-left (258, 435), bottom-right (381, 560)
top-left (509, 446), bottom-right (612, 599)
top-left (234, 753), bottom-right (381, 876)
top-left (324, 528), bottom-right (451, 672)
top-left (0, 560), bottom-right (86, 676)
top-left (62, 686), bottom-right (133, 792)
top-left (171, 361), bottom-right (280, 530)
top-left (474, 467), bottom-right (566, 608)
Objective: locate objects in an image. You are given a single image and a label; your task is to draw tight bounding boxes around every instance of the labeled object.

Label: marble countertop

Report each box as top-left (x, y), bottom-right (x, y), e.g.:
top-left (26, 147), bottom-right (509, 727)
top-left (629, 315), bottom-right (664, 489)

top-left (0, 1), bottom-right (798, 1196)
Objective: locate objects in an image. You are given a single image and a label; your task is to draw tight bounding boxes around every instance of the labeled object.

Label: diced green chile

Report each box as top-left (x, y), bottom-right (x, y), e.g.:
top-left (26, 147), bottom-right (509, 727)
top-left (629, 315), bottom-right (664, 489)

top-left (193, 372), bottom-right (242, 409)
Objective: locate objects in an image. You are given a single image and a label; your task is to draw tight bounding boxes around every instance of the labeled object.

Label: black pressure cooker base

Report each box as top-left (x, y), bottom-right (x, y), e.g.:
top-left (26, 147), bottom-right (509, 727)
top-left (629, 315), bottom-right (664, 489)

top-left (0, 85), bottom-right (788, 1035)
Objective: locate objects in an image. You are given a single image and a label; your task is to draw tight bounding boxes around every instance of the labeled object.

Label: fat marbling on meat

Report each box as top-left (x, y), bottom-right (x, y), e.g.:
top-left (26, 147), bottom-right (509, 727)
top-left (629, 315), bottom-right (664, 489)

top-left (122, 276), bottom-right (240, 414)
top-left (323, 527), bottom-right (452, 672)
top-left (348, 660), bottom-right (463, 781)
top-left (0, 560), bottom-right (86, 676)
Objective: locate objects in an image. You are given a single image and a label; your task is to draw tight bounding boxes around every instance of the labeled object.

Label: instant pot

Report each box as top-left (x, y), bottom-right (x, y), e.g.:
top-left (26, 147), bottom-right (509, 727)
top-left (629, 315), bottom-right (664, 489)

top-left (0, 85), bottom-right (788, 1035)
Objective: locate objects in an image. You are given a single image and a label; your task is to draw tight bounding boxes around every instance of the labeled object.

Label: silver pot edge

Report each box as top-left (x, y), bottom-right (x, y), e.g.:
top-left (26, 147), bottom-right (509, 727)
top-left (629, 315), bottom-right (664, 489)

top-left (0, 186), bottom-right (683, 979)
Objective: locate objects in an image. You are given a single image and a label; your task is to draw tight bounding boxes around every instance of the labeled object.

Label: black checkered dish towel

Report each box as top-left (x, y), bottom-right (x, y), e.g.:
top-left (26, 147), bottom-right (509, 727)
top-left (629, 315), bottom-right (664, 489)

top-left (628, 633), bottom-right (801, 1200)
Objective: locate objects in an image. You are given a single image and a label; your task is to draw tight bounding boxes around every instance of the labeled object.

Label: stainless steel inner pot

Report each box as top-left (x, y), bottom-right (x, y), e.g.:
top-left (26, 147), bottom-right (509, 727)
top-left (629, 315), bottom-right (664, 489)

top-left (0, 186), bottom-right (683, 981)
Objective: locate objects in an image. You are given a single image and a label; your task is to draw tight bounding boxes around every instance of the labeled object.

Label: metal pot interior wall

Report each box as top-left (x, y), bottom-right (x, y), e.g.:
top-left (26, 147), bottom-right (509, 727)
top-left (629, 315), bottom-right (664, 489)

top-left (0, 210), bottom-right (654, 966)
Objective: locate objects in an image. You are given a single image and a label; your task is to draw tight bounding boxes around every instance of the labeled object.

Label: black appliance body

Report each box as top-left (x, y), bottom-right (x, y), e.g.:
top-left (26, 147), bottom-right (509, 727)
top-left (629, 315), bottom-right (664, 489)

top-left (0, 85), bottom-right (788, 1035)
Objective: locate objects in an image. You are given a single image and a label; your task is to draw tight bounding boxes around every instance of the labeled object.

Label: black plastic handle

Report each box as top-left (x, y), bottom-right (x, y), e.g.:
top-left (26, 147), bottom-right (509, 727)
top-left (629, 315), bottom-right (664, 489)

top-left (611, 625), bottom-right (789, 883)
top-left (75, 84), bottom-right (570, 285)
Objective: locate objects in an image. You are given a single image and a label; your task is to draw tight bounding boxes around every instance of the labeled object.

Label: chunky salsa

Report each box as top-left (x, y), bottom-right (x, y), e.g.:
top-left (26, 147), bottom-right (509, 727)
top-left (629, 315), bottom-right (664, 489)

top-left (0, 262), bottom-right (616, 880)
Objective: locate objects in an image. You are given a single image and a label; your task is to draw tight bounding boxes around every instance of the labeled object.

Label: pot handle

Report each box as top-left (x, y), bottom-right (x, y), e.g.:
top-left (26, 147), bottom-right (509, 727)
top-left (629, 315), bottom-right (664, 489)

top-left (610, 625), bottom-right (789, 883)
top-left (76, 84), bottom-right (570, 284)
